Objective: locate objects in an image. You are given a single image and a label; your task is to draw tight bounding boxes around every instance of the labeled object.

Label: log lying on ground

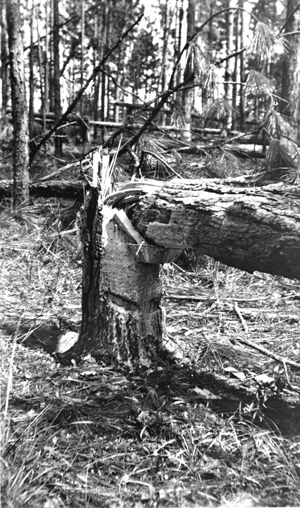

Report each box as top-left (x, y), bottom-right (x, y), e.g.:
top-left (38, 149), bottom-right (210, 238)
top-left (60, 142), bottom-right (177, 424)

top-left (131, 179), bottom-right (300, 280)
top-left (0, 179), bottom-right (84, 199)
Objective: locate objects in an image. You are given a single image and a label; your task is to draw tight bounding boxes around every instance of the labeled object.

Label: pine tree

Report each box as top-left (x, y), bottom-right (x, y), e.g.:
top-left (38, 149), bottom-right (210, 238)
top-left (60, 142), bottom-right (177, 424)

top-left (6, 0), bottom-right (30, 206)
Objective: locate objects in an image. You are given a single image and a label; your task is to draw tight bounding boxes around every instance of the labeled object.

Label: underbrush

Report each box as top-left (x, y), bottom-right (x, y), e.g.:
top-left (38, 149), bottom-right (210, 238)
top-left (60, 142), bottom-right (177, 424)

top-left (1, 201), bottom-right (300, 507)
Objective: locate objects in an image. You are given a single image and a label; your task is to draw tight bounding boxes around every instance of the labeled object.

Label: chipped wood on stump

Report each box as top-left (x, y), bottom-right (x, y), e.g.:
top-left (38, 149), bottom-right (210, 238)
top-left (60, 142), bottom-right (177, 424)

top-left (76, 189), bottom-right (165, 366)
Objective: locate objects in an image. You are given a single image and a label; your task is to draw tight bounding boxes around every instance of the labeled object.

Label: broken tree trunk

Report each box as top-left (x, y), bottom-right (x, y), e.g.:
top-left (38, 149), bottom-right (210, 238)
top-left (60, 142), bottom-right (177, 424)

top-left (131, 178), bottom-right (300, 280)
top-left (74, 150), bottom-right (180, 366)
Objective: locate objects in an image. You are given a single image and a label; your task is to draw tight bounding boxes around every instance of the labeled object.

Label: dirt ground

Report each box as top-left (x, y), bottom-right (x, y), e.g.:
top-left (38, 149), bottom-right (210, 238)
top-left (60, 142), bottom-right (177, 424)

top-left (1, 195), bottom-right (300, 507)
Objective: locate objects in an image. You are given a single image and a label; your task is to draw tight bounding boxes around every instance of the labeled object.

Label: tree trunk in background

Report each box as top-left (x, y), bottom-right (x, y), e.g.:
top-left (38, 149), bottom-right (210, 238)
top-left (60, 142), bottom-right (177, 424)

top-left (175, 0), bottom-right (184, 90)
top-left (160, 0), bottom-right (170, 95)
top-left (238, 0), bottom-right (244, 130)
top-left (100, 3), bottom-right (107, 142)
top-left (36, 6), bottom-right (45, 126)
top-left (49, 0), bottom-right (55, 111)
top-left (114, 47), bottom-right (123, 122)
top-left (80, 0), bottom-right (85, 116)
top-left (28, 2), bottom-right (34, 140)
top-left (280, 0), bottom-right (300, 142)
top-left (105, 4), bottom-right (111, 121)
top-left (6, 0), bottom-right (30, 206)
top-left (53, 0), bottom-right (62, 156)
top-left (93, 13), bottom-right (100, 139)
top-left (181, 0), bottom-right (196, 143)
top-left (226, 0), bottom-right (235, 127)
top-left (44, 0), bottom-right (50, 123)
top-left (93, 74), bottom-right (100, 139)
top-left (232, 9), bottom-right (238, 129)
top-left (1, 0), bottom-right (8, 119)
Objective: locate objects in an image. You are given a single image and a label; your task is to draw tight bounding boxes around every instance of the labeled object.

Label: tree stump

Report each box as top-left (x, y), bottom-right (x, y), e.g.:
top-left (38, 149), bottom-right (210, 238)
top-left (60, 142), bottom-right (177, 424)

top-left (75, 150), bottom-right (181, 366)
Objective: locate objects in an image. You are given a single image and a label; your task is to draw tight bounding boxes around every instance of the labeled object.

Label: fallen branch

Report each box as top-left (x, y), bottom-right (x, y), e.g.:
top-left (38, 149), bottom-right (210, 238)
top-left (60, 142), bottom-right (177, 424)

top-left (234, 302), bottom-right (300, 370)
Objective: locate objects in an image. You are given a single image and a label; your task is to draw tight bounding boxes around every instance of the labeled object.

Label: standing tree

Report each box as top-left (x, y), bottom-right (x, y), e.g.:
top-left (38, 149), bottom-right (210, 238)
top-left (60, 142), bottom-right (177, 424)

top-left (53, 0), bottom-right (62, 156)
top-left (159, 0), bottom-right (172, 95)
top-left (44, 0), bottom-right (50, 119)
top-left (28, 2), bottom-right (35, 141)
top-left (0, 0), bottom-right (9, 120)
top-left (181, 0), bottom-right (196, 142)
top-left (280, 0), bottom-right (300, 140)
top-left (6, 0), bottom-right (29, 206)
top-left (127, 26), bottom-right (160, 100)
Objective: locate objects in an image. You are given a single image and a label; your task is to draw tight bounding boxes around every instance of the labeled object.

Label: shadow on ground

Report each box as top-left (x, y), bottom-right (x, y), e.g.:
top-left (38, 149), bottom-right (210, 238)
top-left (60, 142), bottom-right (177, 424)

top-left (3, 320), bottom-right (300, 439)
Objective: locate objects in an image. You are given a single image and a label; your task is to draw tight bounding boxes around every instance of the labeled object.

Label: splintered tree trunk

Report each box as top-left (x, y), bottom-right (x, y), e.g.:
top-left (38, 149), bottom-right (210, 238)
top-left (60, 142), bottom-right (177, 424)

top-left (75, 151), bottom-right (171, 366)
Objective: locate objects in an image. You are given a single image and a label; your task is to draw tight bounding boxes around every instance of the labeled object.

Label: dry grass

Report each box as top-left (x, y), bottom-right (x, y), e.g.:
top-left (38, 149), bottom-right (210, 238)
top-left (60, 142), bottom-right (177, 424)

top-left (1, 200), bottom-right (300, 507)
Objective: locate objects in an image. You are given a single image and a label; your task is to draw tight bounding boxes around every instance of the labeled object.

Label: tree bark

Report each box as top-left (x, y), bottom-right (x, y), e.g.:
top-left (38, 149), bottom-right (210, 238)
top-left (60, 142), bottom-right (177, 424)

top-left (80, 0), bottom-right (85, 117)
top-left (28, 3), bottom-right (34, 140)
top-left (74, 151), bottom-right (167, 366)
top-left (276, 0), bottom-right (300, 164)
top-left (180, 0), bottom-right (196, 143)
top-left (1, 0), bottom-right (9, 119)
top-left (280, 0), bottom-right (300, 124)
top-left (53, 0), bottom-right (62, 156)
top-left (6, 0), bottom-right (30, 206)
top-left (131, 178), bottom-right (300, 280)
top-left (76, 202), bottom-right (166, 366)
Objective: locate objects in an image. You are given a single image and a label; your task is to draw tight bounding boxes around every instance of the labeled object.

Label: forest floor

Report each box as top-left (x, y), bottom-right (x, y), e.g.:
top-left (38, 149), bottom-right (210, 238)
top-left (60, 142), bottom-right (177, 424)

top-left (1, 197), bottom-right (300, 508)
top-left (1, 145), bottom-right (300, 507)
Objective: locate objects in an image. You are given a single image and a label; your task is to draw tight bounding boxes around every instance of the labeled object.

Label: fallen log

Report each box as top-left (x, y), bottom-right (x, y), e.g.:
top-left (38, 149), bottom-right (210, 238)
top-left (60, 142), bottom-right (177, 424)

top-left (131, 179), bottom-right (300, 280)
top-left (0, 179), bottom-right (84, 199)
